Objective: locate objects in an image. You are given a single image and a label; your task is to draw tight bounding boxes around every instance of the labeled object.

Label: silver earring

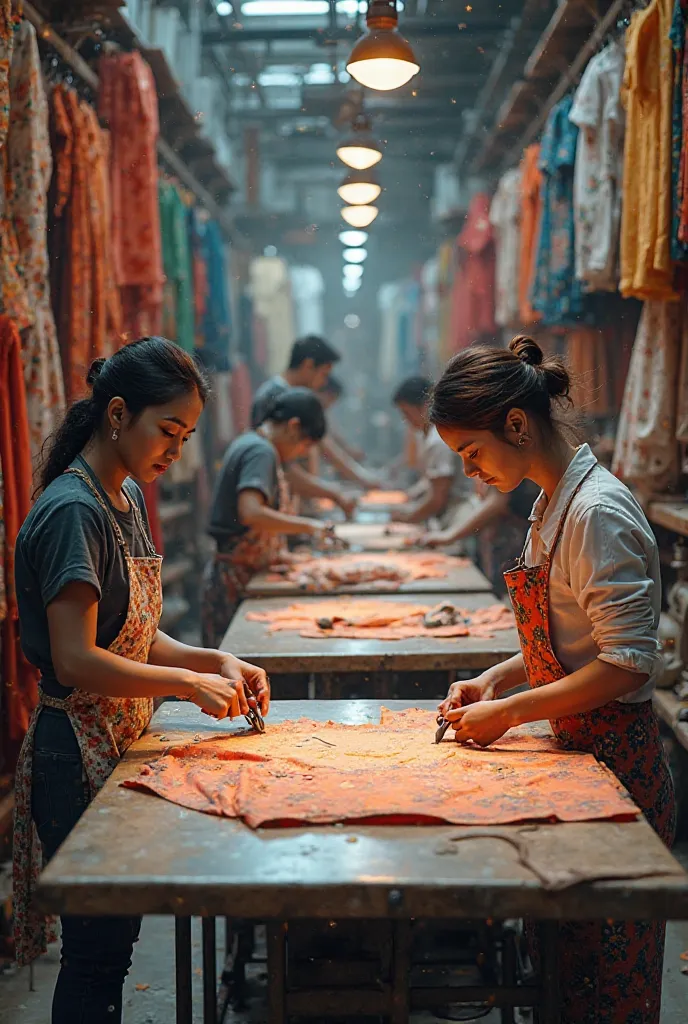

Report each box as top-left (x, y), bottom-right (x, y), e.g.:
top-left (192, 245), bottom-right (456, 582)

top-left (518, 433), bottom-right (531, 447)
top-left (111, 429), bottom-right (119, 442)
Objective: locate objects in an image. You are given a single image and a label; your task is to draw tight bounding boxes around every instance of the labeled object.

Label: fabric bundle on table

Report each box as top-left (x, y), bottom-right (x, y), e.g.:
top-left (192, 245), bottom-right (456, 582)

top-left (245, 597), bottom-right (514, 640)
top-left (266, 551), bottom-right (470, 592)
top-left (123, 708), bottom-right (637, 831)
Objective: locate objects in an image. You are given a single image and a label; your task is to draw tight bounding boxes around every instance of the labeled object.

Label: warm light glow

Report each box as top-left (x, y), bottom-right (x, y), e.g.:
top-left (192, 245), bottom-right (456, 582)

top-left (336, 142), bottom-right (383, 170)
top-left (346, 3), bottom-right (419, 92)
top-left (338, 180), bottom-right (381, 205)
top-left (343, 248), bottom-right (367, 264)
top-left (347, 54), bottom-right (419, 91)
top-left (341, 205), bottom-right (378, 227)
top-left (343, 264), bottom-right (363, 279)
top-left (339, 230), bottom-right (368, 246)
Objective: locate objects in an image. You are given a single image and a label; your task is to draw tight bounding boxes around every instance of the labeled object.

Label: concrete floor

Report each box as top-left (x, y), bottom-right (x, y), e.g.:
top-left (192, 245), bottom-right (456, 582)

top-left (1, 908), bottom-right (687, 1023)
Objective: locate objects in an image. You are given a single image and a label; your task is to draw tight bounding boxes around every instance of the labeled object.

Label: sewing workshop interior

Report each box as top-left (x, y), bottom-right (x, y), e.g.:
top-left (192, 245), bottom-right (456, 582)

top-left (3, 0), bottom-right (688, 1022)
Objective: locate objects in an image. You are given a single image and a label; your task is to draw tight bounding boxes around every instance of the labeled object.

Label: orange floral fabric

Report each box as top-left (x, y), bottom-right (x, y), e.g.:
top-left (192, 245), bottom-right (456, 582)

top-left (245, 597), bottom-right (514, 640)
top-left (122, 709), bottom-right (638, 829)
top-left (518, 144), bottom-right (543, 325)
top-left (267, 551), bottom-right (470, 592)
top-left (98, 51), bottom-right (163, 338)
top-left (6, 20), bottom-right (65, 455)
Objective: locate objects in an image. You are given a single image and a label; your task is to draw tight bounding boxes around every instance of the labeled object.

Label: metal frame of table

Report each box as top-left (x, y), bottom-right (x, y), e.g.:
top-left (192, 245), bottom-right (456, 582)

top-left (35, 701), bottom-right (688, 1024)
top-left (245, 559), bottom-right (492, 598)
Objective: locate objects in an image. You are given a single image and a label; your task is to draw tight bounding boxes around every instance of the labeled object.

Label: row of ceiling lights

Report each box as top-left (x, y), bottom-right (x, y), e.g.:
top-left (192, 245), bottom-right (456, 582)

top-left (337, 1), bottom-right (419, 295)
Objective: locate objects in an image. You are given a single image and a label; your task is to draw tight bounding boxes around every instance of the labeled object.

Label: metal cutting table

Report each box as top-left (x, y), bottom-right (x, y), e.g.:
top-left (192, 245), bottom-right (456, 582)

top-left (221, 591), bottom-right (520, 699)
top-left (35, 700), bottom-right (688, 1024)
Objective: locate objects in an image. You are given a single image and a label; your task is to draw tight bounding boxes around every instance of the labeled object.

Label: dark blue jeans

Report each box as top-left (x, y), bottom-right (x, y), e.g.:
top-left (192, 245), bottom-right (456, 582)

top-left (31, 707), bottom-right (142, 1024)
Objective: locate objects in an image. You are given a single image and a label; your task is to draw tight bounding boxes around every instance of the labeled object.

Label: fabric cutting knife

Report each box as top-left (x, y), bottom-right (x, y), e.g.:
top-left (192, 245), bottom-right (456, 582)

top-left (435, 714), bottom-right (451, 744)
top-left (245, 699), bottom-right (265, 734)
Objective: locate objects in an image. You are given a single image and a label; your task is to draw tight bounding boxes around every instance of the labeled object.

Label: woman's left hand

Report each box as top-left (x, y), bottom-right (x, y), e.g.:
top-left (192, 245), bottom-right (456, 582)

top-left (219, 654), bottom-right (270, 717)
top-left (445, 699), bottom-right (513, 747)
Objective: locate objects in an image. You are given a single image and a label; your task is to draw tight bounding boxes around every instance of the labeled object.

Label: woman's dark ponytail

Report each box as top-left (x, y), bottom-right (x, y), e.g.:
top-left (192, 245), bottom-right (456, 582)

top-left (38, 338), bottom-right (210, 494)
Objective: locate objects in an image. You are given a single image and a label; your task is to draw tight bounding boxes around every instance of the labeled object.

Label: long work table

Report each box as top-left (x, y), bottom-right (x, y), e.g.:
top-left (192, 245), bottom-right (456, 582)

top-left (35, 700), bottom-right (688, 1024)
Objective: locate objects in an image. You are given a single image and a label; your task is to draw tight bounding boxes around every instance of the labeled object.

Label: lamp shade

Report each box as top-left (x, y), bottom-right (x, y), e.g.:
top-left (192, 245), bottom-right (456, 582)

top-left (337, 168), bottom-right (382, 206)
top-left (343, 248), bottom-right (368, 264)
top-left (346, 1), bottom-right (419, 92)
top-left (341, 204), bottom-right (379, 227)
top-left (336, 113), bottom-right (383, 169)
top-left (339, 229), bottom-right (368, 246)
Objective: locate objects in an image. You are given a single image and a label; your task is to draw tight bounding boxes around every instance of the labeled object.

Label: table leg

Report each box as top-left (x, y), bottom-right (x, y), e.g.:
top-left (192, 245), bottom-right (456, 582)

top-left (266, 921), bottom-right (287, 1024)
top-left (391, 920), bottom-right (411, 1024)
top-left (202, 917), bottom-right (217, 1024)
top-left (537, 922), bottom-right (559, 1024)
top-left (175, 916), bottom-right (193, 1024)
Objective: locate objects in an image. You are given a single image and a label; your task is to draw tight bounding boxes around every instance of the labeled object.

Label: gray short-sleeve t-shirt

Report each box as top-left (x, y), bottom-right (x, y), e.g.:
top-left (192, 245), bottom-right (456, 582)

top-left (208, 432), bottom-right (280, 550)
top-left (250, 375), bottom-right (289, 429)
top-left (15, 456), bottom-right (153, 697)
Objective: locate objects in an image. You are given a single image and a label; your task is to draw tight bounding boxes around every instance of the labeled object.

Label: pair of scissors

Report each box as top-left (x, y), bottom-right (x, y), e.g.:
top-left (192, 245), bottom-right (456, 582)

top-left (245, 700), bottom-right (265, 734)
top-left (435, 714), bottom-right (452, 744)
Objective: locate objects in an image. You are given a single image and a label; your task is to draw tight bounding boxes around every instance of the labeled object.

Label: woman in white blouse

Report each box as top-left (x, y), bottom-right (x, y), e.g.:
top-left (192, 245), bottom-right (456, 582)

top-left (431, 335), bottom-right (675, 1024)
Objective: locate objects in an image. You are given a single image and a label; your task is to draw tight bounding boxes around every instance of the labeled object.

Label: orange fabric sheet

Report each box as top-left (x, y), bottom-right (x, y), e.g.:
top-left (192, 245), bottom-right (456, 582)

top-left (359, 490), bottom-right (409, 507)
top-left (245, 598), bottom-right (514, 640)
top-left (122, 709), bottom-right (638, 829)
top-left (266, 552), bottom-right (470, 592)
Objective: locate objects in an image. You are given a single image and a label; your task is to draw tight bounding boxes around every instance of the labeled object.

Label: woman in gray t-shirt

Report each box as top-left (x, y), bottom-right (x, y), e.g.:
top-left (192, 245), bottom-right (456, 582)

top-left (202, 387), bottom-right (333, 647)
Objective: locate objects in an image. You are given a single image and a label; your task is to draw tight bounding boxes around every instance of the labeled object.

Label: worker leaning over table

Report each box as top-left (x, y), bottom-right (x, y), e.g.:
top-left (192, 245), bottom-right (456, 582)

top-left (12, 338), bottom-right (270, 1024)
top-left (202, 386), bottom-right (334, 648)
top-left (433, 334), bottom-right (675, 1024)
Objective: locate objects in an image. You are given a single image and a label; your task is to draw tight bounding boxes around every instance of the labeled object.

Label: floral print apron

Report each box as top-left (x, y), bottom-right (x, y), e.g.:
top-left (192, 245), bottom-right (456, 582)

top-left (12, 467), bottom-right (162, 966)
top-left (202, 465), bottom-right (291, 648)
top-left (503, 465), bottom-right (676, 1024)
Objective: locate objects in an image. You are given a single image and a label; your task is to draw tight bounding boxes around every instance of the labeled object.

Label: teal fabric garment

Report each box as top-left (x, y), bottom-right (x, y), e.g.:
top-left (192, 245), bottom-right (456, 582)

top-left (198, 218), bottom-right (232, 372)
top-left (670, 0), bottom-right (688, 261)
top-left (159, 180), bottom-right (194, 352)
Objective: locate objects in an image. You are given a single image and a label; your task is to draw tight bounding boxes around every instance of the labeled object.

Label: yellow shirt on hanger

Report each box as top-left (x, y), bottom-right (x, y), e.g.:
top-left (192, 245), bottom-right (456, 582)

top-left (620, 0), bottom-right (679, 301)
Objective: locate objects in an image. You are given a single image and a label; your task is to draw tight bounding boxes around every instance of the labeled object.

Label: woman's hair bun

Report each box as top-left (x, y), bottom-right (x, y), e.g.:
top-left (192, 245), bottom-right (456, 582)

top-left (509, 334), bottom-right (543, 367)
top-left (86, 357), bottom-right (107, 387)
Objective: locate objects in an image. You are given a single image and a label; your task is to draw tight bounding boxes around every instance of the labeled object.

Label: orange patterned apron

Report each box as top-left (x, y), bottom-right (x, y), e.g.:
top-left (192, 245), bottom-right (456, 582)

top-left (504, 466), bottom-right (676, 1024)
top-left (12, 467), bottom-right (162, 966)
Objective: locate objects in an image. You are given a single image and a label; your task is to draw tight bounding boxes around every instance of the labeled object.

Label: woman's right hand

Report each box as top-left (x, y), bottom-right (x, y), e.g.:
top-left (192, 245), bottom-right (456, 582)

top-left (421, 530), bottom-right (452, 548)
top-left (438, 673), bottom-right (497, 719)
top-left (183, 673), bottom-right (244, 719)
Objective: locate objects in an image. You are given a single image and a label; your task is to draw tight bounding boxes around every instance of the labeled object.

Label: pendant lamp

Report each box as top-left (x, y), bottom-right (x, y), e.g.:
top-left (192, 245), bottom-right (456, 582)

top-left (346, 1), bottom-right (419, 92)
top-left (336, 113), bottom-right (383, 170)
top-left (337, 168), bottom-right (381, 206)
top-left (341, 204), bottom-right (379, 228)
top-left (339, 229), bottom-right (368, 246)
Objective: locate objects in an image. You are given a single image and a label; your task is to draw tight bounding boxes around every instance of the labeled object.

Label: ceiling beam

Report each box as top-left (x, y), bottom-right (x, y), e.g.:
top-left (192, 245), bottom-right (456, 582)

top-left (203, 19), bottom-right (511, 45)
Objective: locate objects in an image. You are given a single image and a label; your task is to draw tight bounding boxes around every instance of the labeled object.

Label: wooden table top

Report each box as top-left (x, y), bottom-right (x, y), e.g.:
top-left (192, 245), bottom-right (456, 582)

top-left (221, 592), bottom-right (520, 673)
top-left (245, 559), bottom-right (492, 599)
top-left (35, 701), bottom-right (688, 922)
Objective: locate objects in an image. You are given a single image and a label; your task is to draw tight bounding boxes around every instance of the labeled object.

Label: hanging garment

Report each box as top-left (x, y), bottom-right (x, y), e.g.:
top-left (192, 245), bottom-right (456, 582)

top-left (531, 97), bottom-right (585, 326)
top-left (3, 18), bottom-right (65, 456)
top-left (189, 207), bottom-right (209, 349)
top-left (13, 467), bottom-right (162, 966)
top-left (290, 265), bottom-right (325, 338)
top-left (621, 0), bottom-right (678, 300)
top-left (159, 179), bottom-right (194, 352)
top-left (566, 328), bottom-right (612, 418)
top-left (504, 462), bottom-right (675, 1024)
top-left (249, 257), bottom-right (295, 376)
top-left (199, 220), bottom-right (232, 371)
top-left (517, 145), bottom-right (543, 326)
top-left (570, 41), bottom-right (625, 292)
top-left (0, 316), bottom-right (39, 766)
top-left (670, 0), bottom-right (688, 259)
top-left (229, 359), bottom-right (252, 435)
top-left (490, 168), bottom-right (522, 328)
top-left (449, 192), bottom-right (497, 352)
top-left (612, 300), bottom-right (683, 494)
top-left (98, 51), bottom-right (164, 338)
top-left (49, 88), bottom-right (93, 402)
top-left (675, 298), bottom-right (688, 441)
top-left (0, 1), bottom-right (11, 145)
